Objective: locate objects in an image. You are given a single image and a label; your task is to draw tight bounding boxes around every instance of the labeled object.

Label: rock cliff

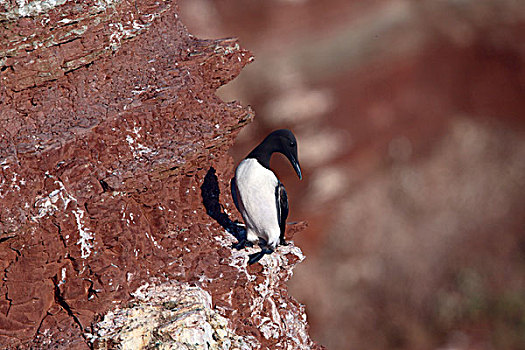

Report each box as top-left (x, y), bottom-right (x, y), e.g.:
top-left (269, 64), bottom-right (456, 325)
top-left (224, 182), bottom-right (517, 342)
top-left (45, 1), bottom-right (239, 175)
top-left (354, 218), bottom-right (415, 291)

top-left (0, 1), bottom-right (320, 348)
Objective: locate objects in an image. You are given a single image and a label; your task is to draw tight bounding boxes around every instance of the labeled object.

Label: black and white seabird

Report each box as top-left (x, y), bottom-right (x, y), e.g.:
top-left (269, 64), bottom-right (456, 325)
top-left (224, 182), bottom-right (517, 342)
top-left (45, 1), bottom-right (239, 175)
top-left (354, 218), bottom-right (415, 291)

top-left (231, 129), bottom-right (302, 265)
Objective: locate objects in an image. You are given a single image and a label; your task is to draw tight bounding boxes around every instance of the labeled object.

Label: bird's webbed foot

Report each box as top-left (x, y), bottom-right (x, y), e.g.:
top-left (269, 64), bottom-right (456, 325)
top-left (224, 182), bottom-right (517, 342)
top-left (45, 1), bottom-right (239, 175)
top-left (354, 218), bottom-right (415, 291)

top-left (248, 247), bottom-right (274, 265)
top-left (279, 238), bottom-right (289, 246)
top-left (232, 239), bottom-right (254, 250)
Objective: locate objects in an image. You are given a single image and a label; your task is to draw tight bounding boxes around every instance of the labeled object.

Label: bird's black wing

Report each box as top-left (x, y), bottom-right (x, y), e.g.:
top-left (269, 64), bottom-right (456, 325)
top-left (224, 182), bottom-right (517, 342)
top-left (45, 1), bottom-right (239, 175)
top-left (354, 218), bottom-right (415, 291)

top-left (276, 181), bottom-right (289, 245)
top-left (230, 177), bottom-right (240, 213)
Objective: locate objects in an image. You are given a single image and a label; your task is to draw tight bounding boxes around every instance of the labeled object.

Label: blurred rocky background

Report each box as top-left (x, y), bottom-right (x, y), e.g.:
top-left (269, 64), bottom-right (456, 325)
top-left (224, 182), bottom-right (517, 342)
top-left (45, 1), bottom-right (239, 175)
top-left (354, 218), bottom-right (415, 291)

top-left (180, 0), bottom-right (525, 349)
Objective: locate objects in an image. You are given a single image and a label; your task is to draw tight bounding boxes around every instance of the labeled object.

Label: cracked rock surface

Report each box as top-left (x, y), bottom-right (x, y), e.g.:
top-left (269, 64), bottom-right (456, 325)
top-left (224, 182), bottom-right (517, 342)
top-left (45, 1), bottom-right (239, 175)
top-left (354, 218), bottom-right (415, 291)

top-left (0, 1), bottom-right (320, 348)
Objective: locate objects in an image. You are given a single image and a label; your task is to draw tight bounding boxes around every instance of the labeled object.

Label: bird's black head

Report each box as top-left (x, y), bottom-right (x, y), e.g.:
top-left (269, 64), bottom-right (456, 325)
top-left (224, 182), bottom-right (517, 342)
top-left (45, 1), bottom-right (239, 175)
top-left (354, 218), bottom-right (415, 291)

top-left (247, 129), bottom-right (302, 180)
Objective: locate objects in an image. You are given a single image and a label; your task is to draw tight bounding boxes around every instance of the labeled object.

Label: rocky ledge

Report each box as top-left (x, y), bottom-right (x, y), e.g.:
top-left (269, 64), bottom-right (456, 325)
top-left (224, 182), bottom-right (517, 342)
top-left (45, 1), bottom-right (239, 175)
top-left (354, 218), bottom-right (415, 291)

top-left (0, 0), bottom-right (321, 348)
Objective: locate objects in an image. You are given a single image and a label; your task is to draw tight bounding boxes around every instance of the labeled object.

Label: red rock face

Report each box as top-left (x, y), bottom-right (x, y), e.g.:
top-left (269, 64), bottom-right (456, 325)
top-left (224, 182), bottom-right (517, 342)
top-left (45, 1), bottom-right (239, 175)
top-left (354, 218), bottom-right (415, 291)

top-left (0, 1), bottom-right (321, 349)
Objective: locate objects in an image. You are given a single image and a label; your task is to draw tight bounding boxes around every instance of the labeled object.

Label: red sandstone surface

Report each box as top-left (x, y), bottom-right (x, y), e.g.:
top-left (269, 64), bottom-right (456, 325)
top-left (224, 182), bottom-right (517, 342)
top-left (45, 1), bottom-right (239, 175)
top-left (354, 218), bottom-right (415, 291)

top-left (0, 1), bottom-right (321, 349)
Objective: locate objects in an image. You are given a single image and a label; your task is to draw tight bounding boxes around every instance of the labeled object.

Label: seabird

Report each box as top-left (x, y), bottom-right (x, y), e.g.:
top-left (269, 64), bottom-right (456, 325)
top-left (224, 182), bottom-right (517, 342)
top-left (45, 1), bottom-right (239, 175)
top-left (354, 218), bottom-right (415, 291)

top-left (231, 129), bottom-right (302, 265)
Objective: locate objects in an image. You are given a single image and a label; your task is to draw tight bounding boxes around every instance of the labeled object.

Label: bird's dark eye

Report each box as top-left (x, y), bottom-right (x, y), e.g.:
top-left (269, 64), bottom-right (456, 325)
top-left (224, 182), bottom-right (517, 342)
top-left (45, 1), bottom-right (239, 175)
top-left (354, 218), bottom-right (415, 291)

top-left (290, 141), bottom-right (295, 147)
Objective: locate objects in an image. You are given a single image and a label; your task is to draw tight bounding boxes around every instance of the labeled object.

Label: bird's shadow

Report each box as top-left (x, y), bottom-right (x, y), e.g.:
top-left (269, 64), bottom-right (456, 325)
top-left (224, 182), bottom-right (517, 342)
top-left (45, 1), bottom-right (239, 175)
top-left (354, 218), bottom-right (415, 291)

top-left (200, 166), bottom-right (247, 243)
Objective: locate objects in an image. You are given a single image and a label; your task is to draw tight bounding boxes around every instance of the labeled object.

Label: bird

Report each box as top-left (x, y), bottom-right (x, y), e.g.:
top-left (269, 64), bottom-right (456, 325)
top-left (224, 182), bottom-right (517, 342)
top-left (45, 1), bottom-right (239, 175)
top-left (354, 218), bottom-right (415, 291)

top-left (231, 129), bottom-right (302, 265)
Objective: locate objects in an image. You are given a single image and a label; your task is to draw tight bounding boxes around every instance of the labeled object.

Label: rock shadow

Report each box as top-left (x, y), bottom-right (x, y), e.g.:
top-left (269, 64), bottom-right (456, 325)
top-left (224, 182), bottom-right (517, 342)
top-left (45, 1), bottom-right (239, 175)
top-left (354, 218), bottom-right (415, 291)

top-left (201, 167), bottom-right (246, 243)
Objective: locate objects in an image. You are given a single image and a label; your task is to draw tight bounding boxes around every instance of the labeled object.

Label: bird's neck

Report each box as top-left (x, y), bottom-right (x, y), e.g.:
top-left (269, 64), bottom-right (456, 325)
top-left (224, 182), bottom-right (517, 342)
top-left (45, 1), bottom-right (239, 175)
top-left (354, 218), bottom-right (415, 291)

top-left (247, 143), bottom-right (275, 169)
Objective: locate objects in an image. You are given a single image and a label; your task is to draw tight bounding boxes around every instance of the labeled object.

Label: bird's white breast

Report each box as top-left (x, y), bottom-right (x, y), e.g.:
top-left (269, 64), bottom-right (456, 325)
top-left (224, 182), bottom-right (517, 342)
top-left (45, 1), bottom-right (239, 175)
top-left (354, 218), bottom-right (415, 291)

top-left (235, 158), bottom-right (280, 245)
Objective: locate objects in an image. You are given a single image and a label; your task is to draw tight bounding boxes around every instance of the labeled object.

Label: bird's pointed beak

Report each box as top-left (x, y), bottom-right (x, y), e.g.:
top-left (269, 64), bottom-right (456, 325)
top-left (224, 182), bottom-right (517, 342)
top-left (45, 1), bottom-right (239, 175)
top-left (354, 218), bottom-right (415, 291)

top-left (290, 156), bottom-right (302, 180)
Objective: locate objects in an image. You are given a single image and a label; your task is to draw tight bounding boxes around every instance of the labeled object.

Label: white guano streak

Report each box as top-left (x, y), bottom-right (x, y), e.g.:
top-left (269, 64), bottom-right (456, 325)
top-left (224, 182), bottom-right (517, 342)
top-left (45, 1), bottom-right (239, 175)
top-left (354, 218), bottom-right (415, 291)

top-left (33, 178), bottom-right (95, 259)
